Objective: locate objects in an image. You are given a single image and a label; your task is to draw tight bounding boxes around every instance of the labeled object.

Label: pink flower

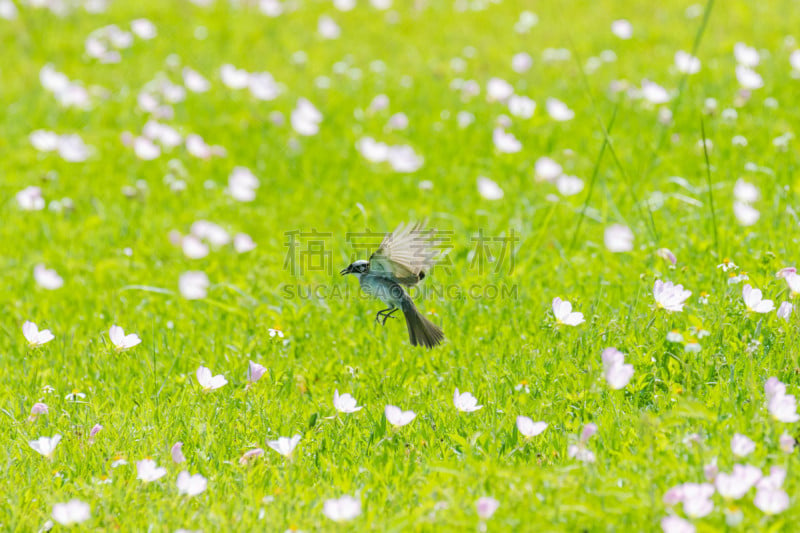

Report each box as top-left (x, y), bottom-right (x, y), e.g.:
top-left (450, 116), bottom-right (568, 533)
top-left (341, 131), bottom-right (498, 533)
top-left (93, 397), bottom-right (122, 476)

top-left (247, 361), bottom-right (266, 383)
top-left (754, 488), bottom-right (789, 515)
top-left (580, 423), bottom-right (598, 443)
top-left (171, 442), bottom-right (186, 463)
top-left (552, 297), bottom-right (584, 326)
top-left (239, 448), bottom-right (264, 465)
top-left (653, 280), bottom-right (691, 312)
top-left (475, 497), bottom-right (499, 520)
top-left (89, 424), bottom-right (103, 444)
top-left (715, 464), bottom-right (761, 499)
top-left (28, 402), bottom-right (49, 421)
top-left (776, 267), bottom-right (796, 279)
top-left (731, 433), bottom-right (756, 457)
top-left (786, 273), bottom-right (800, 296)
top-left (779, 433), bottom-right (795, 453)
top-left (663, 485), bottom-right (684, 505)
top-left (777, 301), bottom-right (793, 322)
top-left (661, 515), bottom-right (695, 533)
top-left (657, 248), bottom-right (677, 265)
top-left (680, 483), bottom-right (714, 518)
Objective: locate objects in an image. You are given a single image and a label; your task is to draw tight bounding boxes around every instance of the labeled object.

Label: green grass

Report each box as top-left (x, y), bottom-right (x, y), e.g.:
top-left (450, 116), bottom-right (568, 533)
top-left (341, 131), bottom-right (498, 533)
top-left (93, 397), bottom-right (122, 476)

top-left (2, 0), bottom-right (800, 530)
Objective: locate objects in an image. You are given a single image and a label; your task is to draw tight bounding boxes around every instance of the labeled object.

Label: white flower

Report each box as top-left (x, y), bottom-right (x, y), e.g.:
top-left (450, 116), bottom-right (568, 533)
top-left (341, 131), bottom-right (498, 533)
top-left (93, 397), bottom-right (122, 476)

top-left (183, 67), bottom-right (210, 92)
top-left (653, 280), bottom-right (691, 312)
top-left (733, 201), bottom-right (760, 226)
top-left (733, 179), bottom-right (759, 202)
top-left (109, 325), bottom-right (141, 350)
top-left (477, 176), bottom-right (504, 200)
top-left (136, 459), bottom-right (167, 482)
top-left (34, 264), bottom-right (64, 290)
top-left (567, 444), bottom-right (595, 463)
top-left (511, 52), bottom-right (533, 73)
top-left (179, 271), bottom-right (209, 300)
top-left (333, 390), bottom-right (363, 413)
top-left (734, 42), bottom-right (760, 67)
top-left (611, 19), bottom-right (633, 39)
top-left (385, 405), bottom-right (416, 427)
top-left (508, 95), bottom-right (536, 118)
top-left (317, 16), bottom-right (341, 39)
top-left (16, 186), bottom-right (45, 210)
top-left (555, 175), bottom-right (584, 196)
top-left (52, 500), bottom-right (90, 526)
top-left (176, 471), bottom-right (207, 496)
top-left (731, 433), bottom-right (756, 457)
top-left (486, 77), bottom-right (513, 102)
top-left (453, 388), bottom-right (482, 412)
top-left (233, 233), bottom-right (256, 253)
top-left (220, 63), bottom-right (250, 89)
top-left (755, 488), bottom-right (789, 515)
top-left (131, 18), bottom-right (156, 39)
top-left (786, 273), bottom-right (800, 296)
top-left (534, 156), bottom-right (562, 181)
top-left (267, 435), bottom-right (301, 457)
top-left (133, 136), bottom-right (160, 160)
top-left (735, 65), bottom-right (763, 90)
top-left (552, 297), bottom-right (584, 326)
top-left (23, 321), bottom-right (55, 346)
top-left (545, 97), bottom-right (574, 121)
top-left (742, 284), bottom-right (774, 313)
top-left (641, 80), bottom-right (670, 104)
top-left (196, 366), bottom-right (227, 391)
top-left (674, 51), bottom-right (701, 74)
top-left (601, 347), bottom-right (634, 390)
top-left (29, 434), bottom-right (61, 458)
top-left (182, 235), bottom-right (209, 259)
top-left (191, 220), bottom-right (230, 246)
top-left (493, 128), bottom-right (522, 153)
top-left (604, 224), bottom-right (634, 252)
top-left (323, 495), bottom-right (361, 522)
top-left (516, 416), bottom-right (547, 437)
top-left (291, 98), bottom-right (322, 136)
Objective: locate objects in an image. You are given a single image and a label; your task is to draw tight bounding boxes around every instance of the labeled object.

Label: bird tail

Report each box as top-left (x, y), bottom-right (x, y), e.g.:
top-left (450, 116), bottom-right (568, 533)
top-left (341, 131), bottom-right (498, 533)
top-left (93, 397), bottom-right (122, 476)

top-left (401, 298), bottom-right (444, 348)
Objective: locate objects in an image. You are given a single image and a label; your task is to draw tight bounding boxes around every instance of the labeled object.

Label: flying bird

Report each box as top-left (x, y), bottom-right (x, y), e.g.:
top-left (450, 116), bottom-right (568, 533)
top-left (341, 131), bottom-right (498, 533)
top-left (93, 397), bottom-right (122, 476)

top-left (341, 222), bottom-right (444, 348)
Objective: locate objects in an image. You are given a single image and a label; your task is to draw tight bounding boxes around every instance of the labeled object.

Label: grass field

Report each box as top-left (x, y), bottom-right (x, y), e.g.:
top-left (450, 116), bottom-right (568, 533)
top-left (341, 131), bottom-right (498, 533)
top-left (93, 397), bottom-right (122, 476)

top-left (3, 0), bottom-right (800, 530)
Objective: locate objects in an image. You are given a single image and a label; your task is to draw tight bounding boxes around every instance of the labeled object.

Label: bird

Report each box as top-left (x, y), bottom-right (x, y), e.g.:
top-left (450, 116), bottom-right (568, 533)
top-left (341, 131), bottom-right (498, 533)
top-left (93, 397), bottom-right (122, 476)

top-left (340, 221), bottom-right (444, 348)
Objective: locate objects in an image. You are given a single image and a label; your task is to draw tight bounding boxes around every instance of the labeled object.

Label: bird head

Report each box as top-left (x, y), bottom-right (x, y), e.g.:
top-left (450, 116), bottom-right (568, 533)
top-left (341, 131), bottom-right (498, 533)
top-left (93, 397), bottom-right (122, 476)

top-left (340, 260), bottom-right (370, 276)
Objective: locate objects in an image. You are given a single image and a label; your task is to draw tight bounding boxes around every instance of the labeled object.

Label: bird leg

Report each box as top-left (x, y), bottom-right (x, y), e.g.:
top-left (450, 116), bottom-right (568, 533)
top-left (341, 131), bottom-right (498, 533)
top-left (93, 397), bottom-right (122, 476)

top-left (375, 307), bottom-right (399, 325)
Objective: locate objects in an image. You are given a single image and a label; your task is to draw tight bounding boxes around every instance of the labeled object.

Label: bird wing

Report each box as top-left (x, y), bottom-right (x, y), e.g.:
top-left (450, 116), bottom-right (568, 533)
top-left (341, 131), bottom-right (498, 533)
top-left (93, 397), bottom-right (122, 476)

top-left (369, 221), bottom-right (438, 286)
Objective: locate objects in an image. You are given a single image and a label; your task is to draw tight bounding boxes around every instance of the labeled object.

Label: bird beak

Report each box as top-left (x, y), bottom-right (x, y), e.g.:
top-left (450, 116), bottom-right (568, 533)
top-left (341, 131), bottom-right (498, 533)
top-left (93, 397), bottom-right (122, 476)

top-left (340, 266), bottom-right (351, 275)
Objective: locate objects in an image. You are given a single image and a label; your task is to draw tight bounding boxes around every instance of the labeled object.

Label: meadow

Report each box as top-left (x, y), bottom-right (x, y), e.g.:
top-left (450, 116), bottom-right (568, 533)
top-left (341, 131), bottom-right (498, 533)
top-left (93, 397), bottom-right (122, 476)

top-left (2, 0), bottom-right (800, 530)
